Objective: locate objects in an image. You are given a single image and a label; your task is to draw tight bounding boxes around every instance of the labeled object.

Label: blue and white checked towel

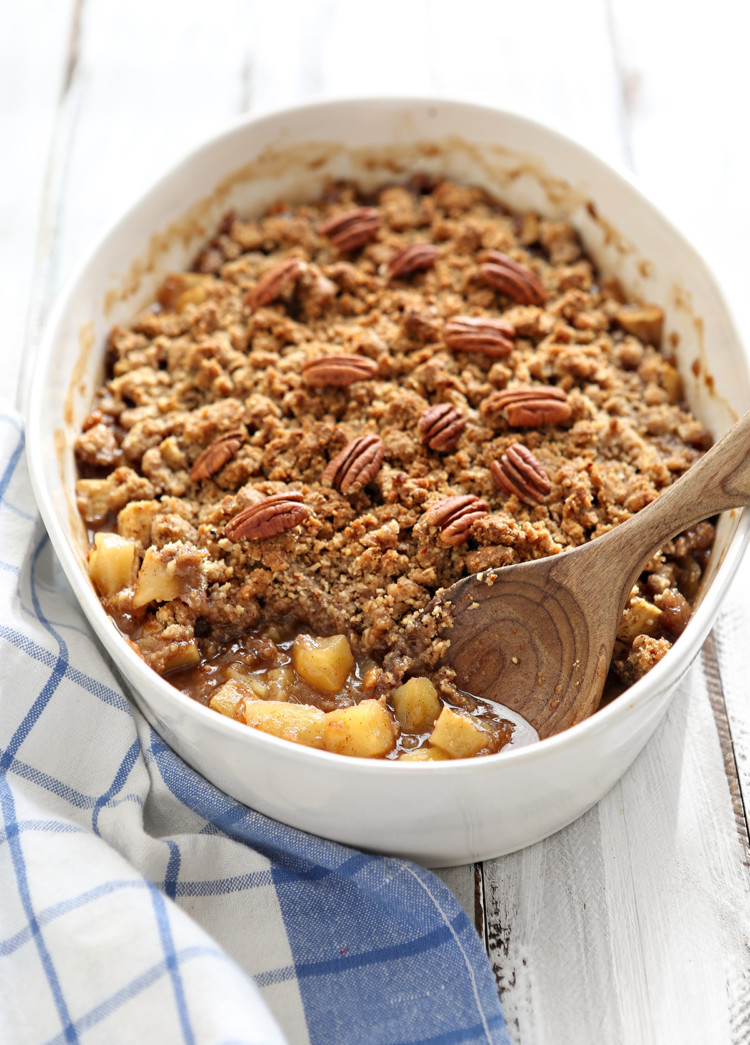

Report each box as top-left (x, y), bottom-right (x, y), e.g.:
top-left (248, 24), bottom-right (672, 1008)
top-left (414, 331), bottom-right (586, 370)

top-left (0, 410), bottom-right (510, 1045)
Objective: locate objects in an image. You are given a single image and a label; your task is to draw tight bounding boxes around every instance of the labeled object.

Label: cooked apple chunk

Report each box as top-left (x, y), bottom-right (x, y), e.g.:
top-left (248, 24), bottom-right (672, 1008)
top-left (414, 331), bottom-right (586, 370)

top-left (244, 700), bottom-right (325, 748)
top-left (226, 666), bottom-right (270, 699)
top-left (210, 678), bottom-right (251, 717)
top-left (132, 546), bottom-right (181, 607)
top-left (264, 666), bottom-right (295, 701)
top-left (617, 594), bottom-right (661, 643)
top-left (158, 272), bottom-right (216, 312)
top-left (429, 706), bottom-right (489, 759)
top-left (324, 699), bottom-right (397, 758)
top-left (398, 746), bottom-right (452, 762)
top-left (162, 642), bottom-right (200, 672)
top-left (392, 677), bottom-right (441, 732)
top-left (291, 634), bottom-right (354, 693)
top-left (132, 542), bottom-right (208, 610)
top-left (88, 532), bottom-right (137, 596)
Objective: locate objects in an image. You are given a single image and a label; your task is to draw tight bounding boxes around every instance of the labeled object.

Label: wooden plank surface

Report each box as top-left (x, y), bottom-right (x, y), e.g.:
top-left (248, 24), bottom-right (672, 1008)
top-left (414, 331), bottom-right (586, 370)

top-left (5, 2), bottom-right (750, 1042)
top-left (1, 0), bottom-right (77, 407)
top-left (474, 4), bottom-right (750, 1040)
top-left (609, 0), bottom-right (750, 347)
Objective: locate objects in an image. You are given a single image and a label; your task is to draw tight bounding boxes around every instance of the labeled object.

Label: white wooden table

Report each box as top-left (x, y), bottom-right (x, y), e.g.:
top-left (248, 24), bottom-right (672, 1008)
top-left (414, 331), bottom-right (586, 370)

top-left (5, 3), bottom-right (750, 1041)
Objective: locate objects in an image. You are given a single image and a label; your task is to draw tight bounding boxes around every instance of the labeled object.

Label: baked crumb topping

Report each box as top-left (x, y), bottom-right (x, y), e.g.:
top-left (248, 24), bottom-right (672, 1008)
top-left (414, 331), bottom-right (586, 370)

top-left (75, 176), bottom-right (714, 759)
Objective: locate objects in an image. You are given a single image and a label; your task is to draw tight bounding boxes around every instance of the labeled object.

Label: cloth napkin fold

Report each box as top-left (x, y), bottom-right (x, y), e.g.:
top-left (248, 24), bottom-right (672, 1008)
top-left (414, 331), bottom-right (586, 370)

top-left (0, 409), bottom-right (510, 1045)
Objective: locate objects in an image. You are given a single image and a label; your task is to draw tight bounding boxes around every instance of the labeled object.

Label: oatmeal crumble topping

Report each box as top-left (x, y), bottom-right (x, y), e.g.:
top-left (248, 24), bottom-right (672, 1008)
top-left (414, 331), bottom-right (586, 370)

top-left (75, 176), bottom-right (715, 757)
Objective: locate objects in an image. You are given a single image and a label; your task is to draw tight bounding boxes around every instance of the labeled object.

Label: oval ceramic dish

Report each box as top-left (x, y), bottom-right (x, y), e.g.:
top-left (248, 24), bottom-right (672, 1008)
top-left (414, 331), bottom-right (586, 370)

top-left (26, 98), bottom-right (750, 867)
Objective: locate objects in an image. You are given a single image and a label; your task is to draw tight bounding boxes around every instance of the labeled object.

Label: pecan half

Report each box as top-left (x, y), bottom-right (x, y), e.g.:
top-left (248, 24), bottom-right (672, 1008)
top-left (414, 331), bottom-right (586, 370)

top-left (302, 354), bottom-right (379, 388)
top-left (491, 444), bottom-right (551, 505)
top-left (423, 494), bottom-right (489, 547)
top-left (318, 207), bottom-right (381, 252)
top-left (443, 315), bottom-right (515, 358)
top-left (418, 404), bottom-right (466, 452)
top-left (322, 434), bottom-right (385, 495)
top-left (483, 385), bottom-right (571, 427)
top-left (244, 258), bottom-right (306, 310)
top-left (481, 250), bottom-right (547, 305)
top-left (190, 431), bottom-right (244, 482)
top-left (387, 243), bottom-right (440, 280)
top-left (226, 491), bottom-right (308, 541)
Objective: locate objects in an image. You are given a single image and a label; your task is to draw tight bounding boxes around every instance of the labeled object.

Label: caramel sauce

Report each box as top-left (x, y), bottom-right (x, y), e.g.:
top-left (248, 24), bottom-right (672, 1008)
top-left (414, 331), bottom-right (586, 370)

top-left (165, 623), bottom-right (539, 759)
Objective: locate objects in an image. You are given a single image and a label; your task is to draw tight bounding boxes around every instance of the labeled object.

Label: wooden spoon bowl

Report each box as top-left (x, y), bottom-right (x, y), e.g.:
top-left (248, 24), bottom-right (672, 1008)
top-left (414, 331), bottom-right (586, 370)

top-left (415, 411), bottom-right (750, 739)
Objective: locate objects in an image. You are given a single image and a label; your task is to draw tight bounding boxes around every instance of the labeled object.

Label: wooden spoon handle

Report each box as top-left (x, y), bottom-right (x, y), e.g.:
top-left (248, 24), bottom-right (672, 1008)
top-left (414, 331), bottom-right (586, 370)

top-left (597, 409), bottom-right (750, 585)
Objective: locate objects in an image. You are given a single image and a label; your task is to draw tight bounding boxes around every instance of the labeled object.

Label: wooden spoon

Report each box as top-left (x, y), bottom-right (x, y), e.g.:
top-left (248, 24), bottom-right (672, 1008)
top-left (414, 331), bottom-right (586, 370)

top-left (412, 411), bottom-right (750, 740)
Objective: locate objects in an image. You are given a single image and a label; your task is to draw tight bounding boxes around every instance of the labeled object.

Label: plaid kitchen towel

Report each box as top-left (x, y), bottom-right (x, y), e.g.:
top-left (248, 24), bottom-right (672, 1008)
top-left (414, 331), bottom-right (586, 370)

top-left (0, 409), bottom-right (510, 1045)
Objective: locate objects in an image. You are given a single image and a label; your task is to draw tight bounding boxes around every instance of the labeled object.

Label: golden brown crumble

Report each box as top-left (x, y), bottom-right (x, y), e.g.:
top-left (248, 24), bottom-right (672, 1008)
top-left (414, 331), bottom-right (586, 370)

top-left (75, 176), bottom-right (714, 758)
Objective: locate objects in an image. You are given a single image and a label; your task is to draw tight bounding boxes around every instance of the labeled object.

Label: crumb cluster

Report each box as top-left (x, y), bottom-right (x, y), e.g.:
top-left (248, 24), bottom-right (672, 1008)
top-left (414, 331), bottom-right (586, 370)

top-left (76, 176), bottom-right (713, 713)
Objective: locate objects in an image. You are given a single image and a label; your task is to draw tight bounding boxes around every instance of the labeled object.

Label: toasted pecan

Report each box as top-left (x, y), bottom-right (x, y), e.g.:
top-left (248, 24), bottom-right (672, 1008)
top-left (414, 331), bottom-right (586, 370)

top-left (483, 385), bottom-right (571, 427)
top-left (418, 404), bottom-right (465, 453)
top-left (244, 258), bottom-right (307, 310)
top-left (322, 434), bottom-right (385, 495)
top-left (491, 444), bottom-right (551, 505)
top-left (443, 315), bottom-right (515, 358)
top-left (423, 494), bottom-right (489, 547)
top-left (481, 250), bottom-right (547, 305)
top-left (190, 431), bottom-right (244, 482)
top-left (387, 243), bottom-right (440, 280)
top-left (302, 354), bottom-right (379, 388)
top-left (318, 207), bottom-right (381, 252)
top-left (225, 492), bottom-right (308, 541)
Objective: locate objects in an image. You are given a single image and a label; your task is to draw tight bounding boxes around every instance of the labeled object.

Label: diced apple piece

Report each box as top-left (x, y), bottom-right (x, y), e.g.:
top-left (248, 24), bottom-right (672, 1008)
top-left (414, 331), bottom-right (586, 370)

top-left (88, 532), bottom-right (137, 596)
top-left (392, 677), bottom-right (441, 732)
top-left (429, 706), bottom-right (489, 759)
top-left (210, 691), bottom-right (239, 718)
top-left (244, 700), bottom-right (325, 749)
top-left (617, 595), bottom-right (661, 643)
top-left (324, 700), bottom-right (397, 759)
top-left (132, 546), bottom-right (181, 607)
top-left (117, 500), bottom-right (160, 544)
top-left (246, 677), bottom-right (270, 699)
top-left (210, 679), bottom-right (249, 717)
top-left (264, 666), bottom-right (295, 701)
top-left (225, 663), bottom-right (248, 683)
top-left (158, 272), bottom-right (214, 312)
top-left (77, 478), bottom-right (111, 524)
top-left (178, 284), bottom-right (211, 311)
top-left (292, 634), bottom-right (354, 693)
top-left (161, 642), bottom-right (200, 672)
top-left (226, 666), bottom-right (269, 699)
top-left (398, 746), bottom-right (452, 762)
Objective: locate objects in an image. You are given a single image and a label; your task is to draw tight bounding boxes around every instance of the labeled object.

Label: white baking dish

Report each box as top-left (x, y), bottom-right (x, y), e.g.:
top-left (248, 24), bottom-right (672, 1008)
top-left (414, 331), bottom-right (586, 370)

top-left (26, 98), bottom-right (749, 866)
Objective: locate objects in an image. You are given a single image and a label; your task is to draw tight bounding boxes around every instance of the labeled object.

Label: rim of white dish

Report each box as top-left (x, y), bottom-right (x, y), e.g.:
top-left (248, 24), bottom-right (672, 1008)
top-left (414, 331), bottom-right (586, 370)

top-left (26, 95), bottom-right (750, 777)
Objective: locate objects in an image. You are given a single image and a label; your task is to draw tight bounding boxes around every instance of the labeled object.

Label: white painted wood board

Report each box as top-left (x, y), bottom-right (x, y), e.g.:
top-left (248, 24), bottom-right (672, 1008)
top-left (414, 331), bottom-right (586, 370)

top-left (5, 2), bottom-right (750, 1042)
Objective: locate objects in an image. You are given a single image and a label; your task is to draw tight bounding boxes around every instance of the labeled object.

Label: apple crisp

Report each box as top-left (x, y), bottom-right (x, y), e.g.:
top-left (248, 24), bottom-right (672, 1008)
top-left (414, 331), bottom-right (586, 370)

top-left (75, 176), bottom-right (714, 759)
